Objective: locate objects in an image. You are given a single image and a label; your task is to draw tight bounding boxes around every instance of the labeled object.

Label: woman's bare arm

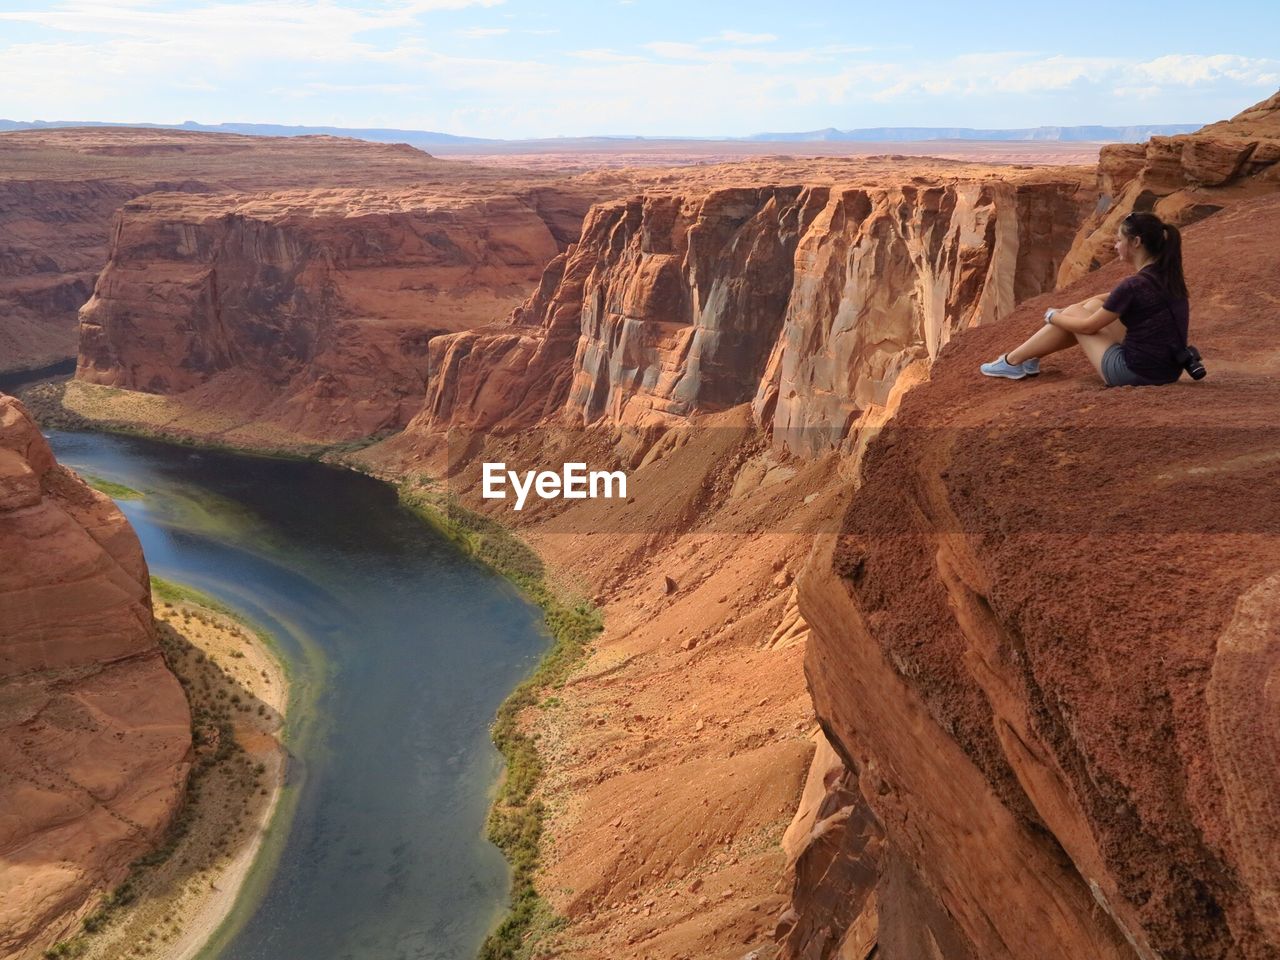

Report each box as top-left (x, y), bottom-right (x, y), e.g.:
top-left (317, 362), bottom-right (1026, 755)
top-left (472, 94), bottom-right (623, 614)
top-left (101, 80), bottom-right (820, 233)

top-left (1053, 305), bottom-right (1118, 335)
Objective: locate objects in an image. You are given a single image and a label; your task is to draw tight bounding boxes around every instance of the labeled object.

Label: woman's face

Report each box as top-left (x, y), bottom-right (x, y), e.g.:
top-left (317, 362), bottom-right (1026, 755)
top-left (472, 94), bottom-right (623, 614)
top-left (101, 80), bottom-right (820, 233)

top-left (1115, 227), bottom-right (1141, 264)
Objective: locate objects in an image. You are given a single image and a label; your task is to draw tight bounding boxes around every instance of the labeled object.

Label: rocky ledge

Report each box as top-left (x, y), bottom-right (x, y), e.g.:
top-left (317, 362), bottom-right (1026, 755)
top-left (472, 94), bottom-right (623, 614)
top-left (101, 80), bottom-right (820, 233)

top-left (789, 191), bottom-right (1280, 960)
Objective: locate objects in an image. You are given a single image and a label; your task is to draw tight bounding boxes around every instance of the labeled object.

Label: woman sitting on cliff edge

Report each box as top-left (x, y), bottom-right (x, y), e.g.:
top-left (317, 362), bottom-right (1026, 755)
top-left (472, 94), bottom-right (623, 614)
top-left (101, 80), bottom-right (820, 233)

top-left (981, 211), bottom-right (1202, 386)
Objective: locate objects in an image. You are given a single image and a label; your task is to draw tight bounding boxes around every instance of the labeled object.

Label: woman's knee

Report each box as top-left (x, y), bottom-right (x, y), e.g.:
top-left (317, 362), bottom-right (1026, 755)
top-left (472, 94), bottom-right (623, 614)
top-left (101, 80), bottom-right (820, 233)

top-left (1058, 295), bottom-right (1106, 319)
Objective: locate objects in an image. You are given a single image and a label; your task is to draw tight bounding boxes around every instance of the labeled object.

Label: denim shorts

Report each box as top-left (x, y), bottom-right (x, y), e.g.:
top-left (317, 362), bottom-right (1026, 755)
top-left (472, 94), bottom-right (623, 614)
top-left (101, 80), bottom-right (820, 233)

top-left (1101, 344), bottom-right (1162, 387)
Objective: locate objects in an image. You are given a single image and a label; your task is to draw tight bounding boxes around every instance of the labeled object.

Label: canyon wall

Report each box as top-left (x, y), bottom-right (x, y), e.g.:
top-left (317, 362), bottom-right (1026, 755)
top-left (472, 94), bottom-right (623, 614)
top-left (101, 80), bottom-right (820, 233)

top-left (76, 188), bottom-right (582, 440)
top-left (0, 393), bottom-right (192, 958)
top-left (381, 98), bottom-right (1280, 960)
top-left (0, 128), bottom-right (450, 375)
top-left (400, 164), bottom-right (1093, 457)
top-left (751, 178), bottom-right (1084, 456)
top-left (0, 179), bottom-right (148, 375)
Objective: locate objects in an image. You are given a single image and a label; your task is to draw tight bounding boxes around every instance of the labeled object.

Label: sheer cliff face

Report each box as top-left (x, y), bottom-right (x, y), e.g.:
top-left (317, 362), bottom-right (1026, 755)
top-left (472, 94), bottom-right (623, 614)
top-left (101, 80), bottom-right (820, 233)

top-left (409, 171), bottom-right (1092, 453)
top-left (0, 394), bottom-right (191, 956)
top-left (0, 179), bottom-right (148, 375)
top-left (1059, 89), bottom-right (1280, 285)
top-left (788, 194), bottom-right (1280, 960)
top-left (565, 188), bottom-right (813, 425)
top-left (753, 179), bottom-right (1085, 456)
top-left (76, 189), bottom-right (580, 440)
top-left (411, 187), bottom-right (817, 435)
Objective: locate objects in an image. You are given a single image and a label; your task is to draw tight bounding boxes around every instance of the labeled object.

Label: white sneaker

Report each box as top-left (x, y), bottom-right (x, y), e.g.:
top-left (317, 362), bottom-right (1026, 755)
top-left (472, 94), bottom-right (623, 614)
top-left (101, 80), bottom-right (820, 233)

top-left (980, 354), bottom-right (1034, 379)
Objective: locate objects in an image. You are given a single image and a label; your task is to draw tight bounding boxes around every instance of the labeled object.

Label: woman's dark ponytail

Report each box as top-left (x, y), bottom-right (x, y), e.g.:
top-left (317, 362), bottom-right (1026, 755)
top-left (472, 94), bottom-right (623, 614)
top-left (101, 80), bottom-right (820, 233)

top-left (1158, 223), bottom-right (1188, 299)
top-left (1121, 212), bottom-right (1188, 298)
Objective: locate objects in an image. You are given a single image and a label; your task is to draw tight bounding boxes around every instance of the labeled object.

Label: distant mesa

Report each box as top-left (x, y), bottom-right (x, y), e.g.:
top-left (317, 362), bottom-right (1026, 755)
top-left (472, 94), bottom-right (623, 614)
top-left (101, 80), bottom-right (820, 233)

top-left (0, 117), bottom-right (1206, 147)
top-left (0, 118), bottom-right (495, 146)
top-left (746, 123), bottom-right (1206, 142)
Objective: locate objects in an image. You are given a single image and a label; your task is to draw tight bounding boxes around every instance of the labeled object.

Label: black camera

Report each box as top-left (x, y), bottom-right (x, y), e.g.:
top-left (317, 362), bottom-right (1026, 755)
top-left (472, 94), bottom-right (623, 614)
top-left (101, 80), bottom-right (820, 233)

top-left (1175, 345), bottom-right (1207, 380)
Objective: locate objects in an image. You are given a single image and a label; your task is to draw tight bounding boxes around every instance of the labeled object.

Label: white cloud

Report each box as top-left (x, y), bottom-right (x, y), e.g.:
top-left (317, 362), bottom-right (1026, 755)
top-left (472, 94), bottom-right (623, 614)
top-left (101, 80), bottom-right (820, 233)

top-left (642, 40), bottom-right (816, 66)
top-left (823, 52), bottom-right (1280, 106)
top-left (569, 48), bottom-right (649, 63)
top-left (0, 0), bottom-right (509, 68)
top-left (457, 27), bottom-right (510, 38)
top-left (0, 0), bottom-right (506, 34)
top-left (713, 30), bottom-right (777, 45)
top-left (302, 81), bottom-right (423, 95)
top-left (1138, 53), bottom-right (1280, 87)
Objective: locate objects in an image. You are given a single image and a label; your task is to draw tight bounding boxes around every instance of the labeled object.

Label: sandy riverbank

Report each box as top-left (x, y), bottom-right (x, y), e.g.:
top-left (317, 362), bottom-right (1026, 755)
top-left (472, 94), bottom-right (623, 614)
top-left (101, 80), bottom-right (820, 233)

top-left (45, 588), bottom-right (290, 960)
top-left (48, 379), bottom-right (334, 456)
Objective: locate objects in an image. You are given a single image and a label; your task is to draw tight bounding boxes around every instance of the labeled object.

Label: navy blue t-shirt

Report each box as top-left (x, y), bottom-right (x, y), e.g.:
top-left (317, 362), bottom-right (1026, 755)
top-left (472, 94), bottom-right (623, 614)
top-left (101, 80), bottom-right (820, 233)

top-left (1102, 265), bottom-right (1189, 382)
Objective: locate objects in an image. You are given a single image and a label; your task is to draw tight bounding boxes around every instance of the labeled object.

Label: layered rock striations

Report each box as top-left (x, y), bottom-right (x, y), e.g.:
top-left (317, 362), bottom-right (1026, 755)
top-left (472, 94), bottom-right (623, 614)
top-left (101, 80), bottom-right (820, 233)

top-left (752, 178), bottom-right (1085, 456)
top-left (789, 192), bottom-right (1280, 960)
top-left (0, 179), bottom-right (148, 376)
top-left (0, 393), bottom-right (192, 957)
top-left (404, 164), bottom-right (1093, 455)
top-left (418, 185), bottom-right (822, 434)
top-left (76, 188), bottom-right (580, 440)
top-left (383, 122), bottom-right (1280, 959)
top-left (1059, 89), bottom-right (1280, 285)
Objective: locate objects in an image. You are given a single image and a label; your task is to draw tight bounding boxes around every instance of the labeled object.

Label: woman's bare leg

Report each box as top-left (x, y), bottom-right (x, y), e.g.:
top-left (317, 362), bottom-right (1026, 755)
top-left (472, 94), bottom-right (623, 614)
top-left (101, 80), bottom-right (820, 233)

top-left (1073, 320), bottom-right (1126, 380)
top-left (1004, 296), bottom-right (1106, 365)
top-left (1006, 324), bottom-right (1073, 364)
top-left (1054, 296), bottom-right (1107, 322)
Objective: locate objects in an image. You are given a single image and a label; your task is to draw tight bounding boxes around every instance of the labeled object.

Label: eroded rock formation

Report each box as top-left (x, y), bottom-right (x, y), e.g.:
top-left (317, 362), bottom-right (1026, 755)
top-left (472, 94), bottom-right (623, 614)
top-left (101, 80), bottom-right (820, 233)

top-left (0, 126), bottom-right (615, 385)
top-left (1059, 90), bottom-right (1280, 285)
top-left (0, 179), bottom-right (145, 376)
top-left (0, 393), bottom-right (192, 957)
top-left (404, 164), bottom-right (1092, 456)
top-left (379, 115), bottom-right (1280, 960)
top-left (753, 178), bottom-right (1085, 456)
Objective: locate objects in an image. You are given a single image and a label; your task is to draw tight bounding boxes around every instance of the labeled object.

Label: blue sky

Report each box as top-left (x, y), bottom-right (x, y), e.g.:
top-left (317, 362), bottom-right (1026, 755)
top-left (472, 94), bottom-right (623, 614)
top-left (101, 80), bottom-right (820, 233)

top-left (1, 0), bottom-right (1277, 137)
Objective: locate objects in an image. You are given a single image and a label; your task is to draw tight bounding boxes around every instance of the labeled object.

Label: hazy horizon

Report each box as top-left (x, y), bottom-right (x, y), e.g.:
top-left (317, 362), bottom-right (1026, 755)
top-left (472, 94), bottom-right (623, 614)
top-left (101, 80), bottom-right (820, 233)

top-left (0, 116), bottom-right (1211, 143)
top-left (1, 0), bottom-right (1276, 139)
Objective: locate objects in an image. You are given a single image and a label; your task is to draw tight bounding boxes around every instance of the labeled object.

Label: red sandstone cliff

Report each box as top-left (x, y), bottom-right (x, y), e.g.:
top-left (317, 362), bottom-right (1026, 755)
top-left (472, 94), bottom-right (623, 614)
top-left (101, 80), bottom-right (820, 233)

top-left (0, 393), bottom-right (192, 958)
top-left (0, 179), bottom-right (146, 375)
top-left (75, 188), bottom-right (585, 440)
top-left (32, 95), bottom-right (1280, 960)
top-left (0, 129), bottom-right (448, 374)
top-left (365, 100), bottom-right (1280, 960)
top-left (767, 92), bottom-right (1280, 960)
top-left (395, 162), bottom-right (1092, 457)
